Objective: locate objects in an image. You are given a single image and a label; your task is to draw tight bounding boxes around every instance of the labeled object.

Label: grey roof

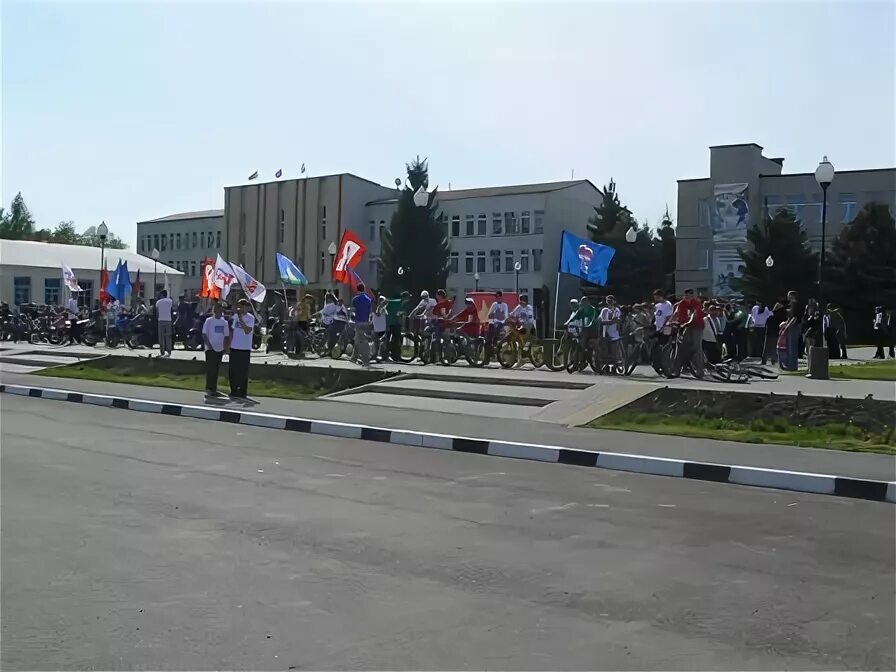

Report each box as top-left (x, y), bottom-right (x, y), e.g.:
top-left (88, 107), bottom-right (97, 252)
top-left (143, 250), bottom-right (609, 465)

top-left (365, 179), bottom-right (596, 206)
top-left (138, 209), bottom-right (223, 224)
top-left (0, 239), bottom-right (183, 274)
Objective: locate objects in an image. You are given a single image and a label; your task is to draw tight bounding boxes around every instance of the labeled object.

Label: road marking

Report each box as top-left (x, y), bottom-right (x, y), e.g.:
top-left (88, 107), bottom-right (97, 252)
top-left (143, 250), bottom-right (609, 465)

top-left (658, 504), bottom-right (676, 508)
top-left (456, 472), bottom-right (507, 481)
top-left (587, 503), bottom-right (610, 508)
top-left (593, 483), bottom-right (632, 493)
top-left (530, 502), bottom-right (578, 515)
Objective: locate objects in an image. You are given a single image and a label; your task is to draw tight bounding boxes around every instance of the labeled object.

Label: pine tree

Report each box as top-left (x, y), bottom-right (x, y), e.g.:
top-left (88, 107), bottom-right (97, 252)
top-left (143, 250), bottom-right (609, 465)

top-left (729, 208), bottom-right (818, 304)
top-left (586, 179), bottom-right (628, 239)
top-left (0, 192), bottom-right (36, 240)
top-left (379, 156), bottom-right (450, 298)
top-left (824, 202), bottom-right (896, 315)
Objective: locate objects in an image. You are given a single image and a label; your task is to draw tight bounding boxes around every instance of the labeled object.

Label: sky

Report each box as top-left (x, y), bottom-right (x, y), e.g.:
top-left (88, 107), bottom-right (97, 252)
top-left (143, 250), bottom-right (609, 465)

top-left (3, 0), bottom-right (894, 248)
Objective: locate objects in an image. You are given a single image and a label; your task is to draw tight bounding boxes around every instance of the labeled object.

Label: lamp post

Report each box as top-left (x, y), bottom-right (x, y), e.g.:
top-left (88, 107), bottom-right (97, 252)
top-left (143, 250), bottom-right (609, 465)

top-left (514, 260), bottom-right (521, 294)
top-left (97, 221), bottom-right (108, 306)
top-left (473, 272), bottom-right (480, 292)
top-left (413, 186), bottom-right (428, 208)
top-left (151, 247), bottom-right (160, 299)
top-left (327, 241), bottom-right (338, 294)
top-left (810, 155), bottom-right (835, 380)
top-left (765, 256), bottom-right (774, 268)
top-left (624, 225), bottom-right (638, 244)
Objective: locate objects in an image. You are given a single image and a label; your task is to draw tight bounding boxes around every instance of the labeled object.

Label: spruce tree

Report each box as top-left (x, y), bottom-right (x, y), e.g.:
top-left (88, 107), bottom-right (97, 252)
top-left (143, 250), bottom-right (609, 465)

top-left (0, 192), bottom-right (36, 240)
top-left (657, 206), bottom-right (676, 294)
top-left (379, 156), bottom-right (450, 298)
top-left (730, 208), bottom-right (818, 304)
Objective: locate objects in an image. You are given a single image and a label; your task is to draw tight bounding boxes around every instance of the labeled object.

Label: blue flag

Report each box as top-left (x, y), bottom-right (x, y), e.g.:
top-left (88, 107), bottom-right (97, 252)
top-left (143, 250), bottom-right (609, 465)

top-left (559, 231), bottom-right (616, 286)
top-left (275, 252), bottom-right (308, 286)
top-left (117, 260), bottom-right (130, 300)
top-left (106, 260), bottom-right (123, 301)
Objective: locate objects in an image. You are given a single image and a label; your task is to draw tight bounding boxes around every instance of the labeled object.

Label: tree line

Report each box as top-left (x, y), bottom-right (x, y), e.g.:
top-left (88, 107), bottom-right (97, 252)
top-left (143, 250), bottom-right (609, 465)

top-left (0, 192), bottom-right (128, 249)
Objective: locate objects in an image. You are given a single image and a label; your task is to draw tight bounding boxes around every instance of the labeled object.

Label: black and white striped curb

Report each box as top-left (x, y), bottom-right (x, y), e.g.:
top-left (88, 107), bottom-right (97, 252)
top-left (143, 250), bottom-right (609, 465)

top-left (3, 383), bottom-right (894, 503)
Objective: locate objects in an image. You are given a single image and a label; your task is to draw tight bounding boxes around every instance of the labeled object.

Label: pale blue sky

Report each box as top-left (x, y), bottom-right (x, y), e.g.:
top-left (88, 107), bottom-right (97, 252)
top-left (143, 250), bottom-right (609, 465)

top-left (3, 0), bottom-right (894, 247)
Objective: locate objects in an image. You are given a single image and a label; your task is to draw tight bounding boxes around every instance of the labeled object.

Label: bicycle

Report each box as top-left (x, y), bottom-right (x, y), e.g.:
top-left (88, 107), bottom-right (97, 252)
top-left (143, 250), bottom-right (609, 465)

top-left (496, 321), bottom-right (544, 369)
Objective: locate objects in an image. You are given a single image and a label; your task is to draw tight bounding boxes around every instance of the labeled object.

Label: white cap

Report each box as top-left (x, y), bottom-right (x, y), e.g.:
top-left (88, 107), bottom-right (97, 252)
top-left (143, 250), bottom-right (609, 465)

top-left (421, 290), bottom-right (430, 298)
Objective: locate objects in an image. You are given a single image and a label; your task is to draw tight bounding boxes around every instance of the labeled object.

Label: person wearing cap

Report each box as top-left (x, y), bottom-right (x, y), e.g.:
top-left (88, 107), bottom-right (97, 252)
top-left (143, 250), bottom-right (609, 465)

top-left (228, 298), bottom-right (255, 399)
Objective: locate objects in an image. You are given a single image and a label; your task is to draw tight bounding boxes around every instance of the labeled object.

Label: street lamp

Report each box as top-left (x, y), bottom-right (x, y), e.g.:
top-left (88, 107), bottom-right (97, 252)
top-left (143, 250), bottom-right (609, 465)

top-left (151, 247), bottom-right (160, 299)
top-left (97, 221), bottom-right (108, 303)
top-left (625, 225), bottom-right (638, 244)
top-left (765, 256), bottom-right (774, 268)
top-left (473, 271), bottom-right (480, 291)
top-left (413, 186), bottom-right (428, 208)
top-left (327, 241), bottom-right (338, 293)
top-left (810, 155), bottom-right (835, 380)
top-left (514, 260), bottom-right (521, 294)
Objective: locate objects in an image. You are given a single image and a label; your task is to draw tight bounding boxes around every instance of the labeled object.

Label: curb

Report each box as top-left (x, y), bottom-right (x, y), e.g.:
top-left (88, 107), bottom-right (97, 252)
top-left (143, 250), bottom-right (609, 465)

top-left (2, 383), bottom-right (894, 504)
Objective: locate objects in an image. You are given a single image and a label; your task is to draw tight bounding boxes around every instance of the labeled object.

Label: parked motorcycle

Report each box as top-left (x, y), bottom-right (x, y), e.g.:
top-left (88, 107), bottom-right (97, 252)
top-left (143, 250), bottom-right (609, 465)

top-left (124, 313), bottom-right (157, 349)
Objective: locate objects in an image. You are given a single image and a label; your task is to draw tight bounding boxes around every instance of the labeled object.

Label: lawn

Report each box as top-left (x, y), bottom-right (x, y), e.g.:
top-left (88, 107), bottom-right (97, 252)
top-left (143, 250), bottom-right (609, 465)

top-left (585, 411), bottom-right (896, 455)
top-left (783, 358), bottom-right (896, 381)
top-left (35, 362), bottom-right (321, 400)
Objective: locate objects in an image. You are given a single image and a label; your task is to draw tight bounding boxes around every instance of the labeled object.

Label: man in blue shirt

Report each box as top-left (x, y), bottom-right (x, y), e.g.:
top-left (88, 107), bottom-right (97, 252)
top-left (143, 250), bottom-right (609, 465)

top-left (351, 284), bottom-right (373, 367)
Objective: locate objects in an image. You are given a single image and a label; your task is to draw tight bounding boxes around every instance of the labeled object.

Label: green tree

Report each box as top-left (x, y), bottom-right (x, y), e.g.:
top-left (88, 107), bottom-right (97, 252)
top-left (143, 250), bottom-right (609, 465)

top-left (729, 208), bottom-right (818, 304)
top-left (824, 202), bottom-right (896, 315)
top-left (51, 220), bottom-right (80, 244)
top-left (586, 178), bottom-right (629, 238)
top-left (657, 206), bottom-right (676, 294)
top-left (379, 156), bottom-right (450, 298)
top-left (79, 224), bottom-right (128, 249)
top-left (0, 192), bottom-right (36, 239)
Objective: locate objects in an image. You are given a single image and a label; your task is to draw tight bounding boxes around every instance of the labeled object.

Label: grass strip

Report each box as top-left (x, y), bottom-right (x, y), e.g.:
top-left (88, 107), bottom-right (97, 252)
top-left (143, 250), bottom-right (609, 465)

top-left (586, 411), bottom-right (896, 455)
top-left (783, 358), bottom-right (895, 381)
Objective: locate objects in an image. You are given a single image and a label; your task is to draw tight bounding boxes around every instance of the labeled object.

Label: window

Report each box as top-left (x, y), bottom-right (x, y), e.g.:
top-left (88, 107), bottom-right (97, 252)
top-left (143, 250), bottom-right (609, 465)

top-left (322, 205), bottom-right (327, 219)
top-left (534, 210), bottom-right (544, 234)
top-left (160, 235), bottom-right (167, 252)
top-left (279, 210), bottom-right (285, 244)
top-left (13, 277), bottom-right (30, 305)
top-left (200, 231), bottom-right (205, 248)
top-left (321, 205), bottom-right (327, 241)
top-left (44, 278), bottom-right (60, 305)
top-left (191, 261), bottom-right (197, 276)
top-left (153, 234), bottom-right (160, 252)
top-left (490, 249), bottom-right (501, 272)
top-left (521, 211), bottom-right (530, 234)
top-left (504, 212), bottom-right (517, 234)
top-left (697, 242), bottom-right (710, 270)
top-left (319, 252), bottom-right (325, 277)
top-left (492, 212), bottom-right (502, 235)
top-left (839, 193), bottom-right (858, 223)
top-left (379, 221), bottom-right (386, 240)
top-left (213, 231), bottom-right (220, 248)
top-left (465, 214), bottom-right (475, 236)
top-left (477, 213), bottom-right (487, 236)
top-left (169, 234), bottom-right (174, 250)
top-left (520, 249), bottom-right (530, 272)
top-left (505, 250), bottom-right (514, 272)
top-left (321, 223), bottom-right (327, 240)
top-left (167, 260), bottom-right (174, 268)
top-left (79, 280), bottom-right (93, 308)
top-left (369, 220), bottom-right (376, 240)
top-left (451, 216), bottom-right (460, 237)
top-left (533, 248), bottom-right (543, 272)
top-left (192, 232), bottom-right (198, 248)
top-left (449, 252), bottom-right (459, 274)
top-left (176, 233), bottom-right (182, 250)
top-left (139, 237), bottom-right (144, 252)
top-left (239, 213), bottom-right (246, 245)
top-left (476, 251), bottom-right (486, 273)
top-left (465, 251), bottom-right (474, 273)
top-left (369, 259), bottom-right (378, 278)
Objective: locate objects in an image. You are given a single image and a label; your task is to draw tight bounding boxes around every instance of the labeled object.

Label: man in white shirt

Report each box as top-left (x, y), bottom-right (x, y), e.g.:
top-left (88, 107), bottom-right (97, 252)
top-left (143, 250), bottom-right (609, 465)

top-left (749, 301), bottom-right (773, 359)
top-left (599, 294), bottom-right (622, 366)
top-left (201, 302), bottom-right (230, 396)
top-left (155, 290), bottom-right (174, 357)
top-left (652, 289), bottom-right (673, 345)
top-left (509, 294), bottom-right (536, 332)
top-left (486, 290), bottom-right (508, 351)
top-left (228, 299), bottom-right (255, 399)
top-left (65, 294), bottom-right (82, 344)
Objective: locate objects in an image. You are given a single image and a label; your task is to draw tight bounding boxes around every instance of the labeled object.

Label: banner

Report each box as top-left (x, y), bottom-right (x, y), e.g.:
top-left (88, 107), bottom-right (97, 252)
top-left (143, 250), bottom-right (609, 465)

top-left (332, 229), bottom-right (367, 283)
top-left (466, 291), bottom-right (519, 325)
top-left (712, 183), bottom-right (750, 295)
top-left (230, 262), bottom-right (267, 303)
top-left (276, 252), bottom-right (308, 286)
top-left (61, 264), bottom-right (82, 292)
top-left (558, 231), bottom-right (616, 286)
top-left (199, 257), bottom-right (219, 299)
top-left (213, 254), bottom-right (237, 299)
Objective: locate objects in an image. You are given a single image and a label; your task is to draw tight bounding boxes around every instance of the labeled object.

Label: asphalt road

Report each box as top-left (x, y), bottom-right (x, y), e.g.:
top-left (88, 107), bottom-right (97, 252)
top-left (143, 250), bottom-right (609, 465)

top-left (2, 395), bottom-right (894, 670)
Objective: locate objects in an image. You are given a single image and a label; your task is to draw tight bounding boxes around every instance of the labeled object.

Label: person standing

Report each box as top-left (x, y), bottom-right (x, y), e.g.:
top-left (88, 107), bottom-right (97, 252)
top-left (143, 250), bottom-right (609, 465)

top-left (763, 298), bottom-right (786, 365)
top-left (351, 284), bottom-right (373, 368)
top-left (779, 290), bottom-right (803, 371)
top-left (201, 302), bottom-right (230, 397)
top-left (598, 294), bottom-right (622, 369)
top-left (228, 299), bottom-right (255, 399)
top-left (371, 296), bottom-right (388, 362)
top-left (749, 301), bottom-right (773, 359)
top-left (385, 291), bottom-right (411, 361)
top-left (65, 292), bottom-right (81, 344)
top-left (671, 288), bottom-right (705, 378)
top-left (872, 306), bottom-right (893, 359)
top-left (156, 290), bottom-right (174, 357)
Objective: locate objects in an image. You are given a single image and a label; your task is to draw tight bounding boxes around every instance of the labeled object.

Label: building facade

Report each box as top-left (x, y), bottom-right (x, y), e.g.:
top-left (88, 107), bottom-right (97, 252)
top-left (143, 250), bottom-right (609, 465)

top-left (136, 209), bottom-right (225, 296)
top-left (676, 143), bottom-right (896, 296)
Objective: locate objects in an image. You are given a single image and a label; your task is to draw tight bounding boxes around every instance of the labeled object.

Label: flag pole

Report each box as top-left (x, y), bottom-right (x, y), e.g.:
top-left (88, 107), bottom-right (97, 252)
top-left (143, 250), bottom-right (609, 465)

top-left (552, 271), bottom-right (561, 336)
top-left (228, 265), bottom-right (263, 325)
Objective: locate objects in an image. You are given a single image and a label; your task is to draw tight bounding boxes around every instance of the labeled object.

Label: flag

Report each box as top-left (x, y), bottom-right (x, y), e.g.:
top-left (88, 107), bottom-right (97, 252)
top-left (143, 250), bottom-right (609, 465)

top-left (199, 256), bottom-right (220, 298)
top-left (99, 265), bottom-right (110, 304)
top-left (300, 163), bottom-right (305, 174)
top-left (61, 264), bottom-right (82, 292)
top-left (275, 169), bottom-right (282, 178)
top-left (558, 231), bottom-right (616, 286)
top-left (275, 252), bottom-right (308, 286)
top-left (342, 267), bottom-right (374, 298)
top-left (248, 170), bottom-right (258, 180)
top-left (332, 229), bottom-right (367, 283)
top-left (163, 270), bottom-right (170, 295)
top-left (105, 260), bottom-right (121, 301)
top-left (132, 268), bottom-right (141, 298)
top-left (229, 263), bottom-right (267, 303)
top-left (213, 254), bottom-right (237, 299)
top-left (116, 260), bottom-right (131, 301)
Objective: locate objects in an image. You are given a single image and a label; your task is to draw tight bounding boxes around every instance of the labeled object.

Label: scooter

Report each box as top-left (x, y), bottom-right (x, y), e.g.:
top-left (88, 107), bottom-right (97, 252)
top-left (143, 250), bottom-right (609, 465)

top-left (124, 313), bottom-right (158, 349)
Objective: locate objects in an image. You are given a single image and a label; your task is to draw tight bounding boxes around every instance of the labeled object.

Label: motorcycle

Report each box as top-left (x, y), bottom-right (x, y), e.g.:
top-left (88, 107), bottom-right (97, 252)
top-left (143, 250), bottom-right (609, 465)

top-left (124, 313), bottom-right (157, 349)
top-left (79, 312), bottom-right (107, 347)
top-left (182, 314), bottom-right (207, 351)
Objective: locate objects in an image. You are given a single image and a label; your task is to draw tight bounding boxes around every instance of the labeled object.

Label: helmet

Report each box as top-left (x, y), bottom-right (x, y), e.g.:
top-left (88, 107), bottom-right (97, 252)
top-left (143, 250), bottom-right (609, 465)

top-left (420, 290), bottom-right (430, 299)
top-left (569, 298), bottom-right (579, 304)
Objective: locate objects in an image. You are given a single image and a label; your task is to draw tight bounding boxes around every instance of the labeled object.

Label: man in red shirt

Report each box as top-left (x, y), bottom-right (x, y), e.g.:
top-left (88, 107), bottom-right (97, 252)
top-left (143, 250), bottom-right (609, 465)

top-left (431, 289), bottom-right (454, 362)
top-left (452, 298), bottom-right (481, 338)
top-left (672, 288), bottom-right (705, 378)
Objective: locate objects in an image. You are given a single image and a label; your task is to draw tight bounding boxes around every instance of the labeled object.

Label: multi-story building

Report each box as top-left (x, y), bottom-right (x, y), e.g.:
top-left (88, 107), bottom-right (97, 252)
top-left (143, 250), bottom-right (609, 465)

top-left (366, 180), bottom-right (603, 329)
top-left (136, 209), bottom-right (225, 296)
top-left (676, 143), bottom-right (896, 296)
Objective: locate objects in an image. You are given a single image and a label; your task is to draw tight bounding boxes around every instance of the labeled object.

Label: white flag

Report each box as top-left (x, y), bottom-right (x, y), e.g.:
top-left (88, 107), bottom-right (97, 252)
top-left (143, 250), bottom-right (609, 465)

top-left (61, 264), bottom-right (82, 292)
top-left (213, 254), bottom-right (237, 299)
top-left (229, 262), bottom-right (267, 303)
top-left (163, 270), bottom-right (170, 295)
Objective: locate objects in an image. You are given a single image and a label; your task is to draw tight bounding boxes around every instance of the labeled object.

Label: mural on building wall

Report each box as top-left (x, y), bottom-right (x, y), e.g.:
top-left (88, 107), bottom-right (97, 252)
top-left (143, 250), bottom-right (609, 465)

top-left (711, 183), bottom-right (749, 296)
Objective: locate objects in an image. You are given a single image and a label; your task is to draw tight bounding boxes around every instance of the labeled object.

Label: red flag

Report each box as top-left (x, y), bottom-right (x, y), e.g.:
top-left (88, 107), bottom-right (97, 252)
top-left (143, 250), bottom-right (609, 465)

top-left (343, 267), bottom-right (374, 298)
top-left (99, 265), bottom-right (110, 305)
top-left (199, 257), bottom-right (220, 299)
top-left (332, 229), bottom-right (367, 283)
top-left (132, 269), bottom-right (142, 298)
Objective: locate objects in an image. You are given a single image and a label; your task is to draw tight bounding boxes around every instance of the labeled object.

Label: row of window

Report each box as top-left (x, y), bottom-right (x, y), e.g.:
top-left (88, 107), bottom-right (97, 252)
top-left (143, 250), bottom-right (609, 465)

top-left (244, 206), bottom-right (330, 247)
top-left (167, 260), bottom-right (200, 276)
top-left (445, 210), bottom-right (544, 238)
top-left (140, 231), bottom-right (221, 254)
top-left (13, 277), bottom-right (84, 306)
top-left (448, 249), bottom-right (543, 275)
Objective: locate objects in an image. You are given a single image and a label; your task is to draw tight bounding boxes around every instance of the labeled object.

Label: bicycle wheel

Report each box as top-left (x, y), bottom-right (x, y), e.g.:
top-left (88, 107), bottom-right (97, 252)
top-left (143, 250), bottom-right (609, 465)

top-left (497, 339), bottom-right (519, 369)
top-left (528, 340), bottom-right (545, 368)
top-left (663, 341), bottom-right (681, 378)
top-left (545, 334), bottom-right (570, 371)
top-left (465, 337), bottom-right (487, 367)
top-left (397, 331), bottom-right (419, 363)
top-left (441, 337), bottom-right (460, 366)
top-left (566, 341), bottom-right (585, 373)
top-left (418, 335), bottom-right (434, 365)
